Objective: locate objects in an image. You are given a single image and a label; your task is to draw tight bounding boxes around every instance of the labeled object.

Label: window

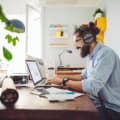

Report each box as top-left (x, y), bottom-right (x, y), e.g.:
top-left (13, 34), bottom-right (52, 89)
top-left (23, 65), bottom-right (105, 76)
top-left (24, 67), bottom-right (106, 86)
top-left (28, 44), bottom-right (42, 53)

top-left (26, 5), bottom-right (43, 59)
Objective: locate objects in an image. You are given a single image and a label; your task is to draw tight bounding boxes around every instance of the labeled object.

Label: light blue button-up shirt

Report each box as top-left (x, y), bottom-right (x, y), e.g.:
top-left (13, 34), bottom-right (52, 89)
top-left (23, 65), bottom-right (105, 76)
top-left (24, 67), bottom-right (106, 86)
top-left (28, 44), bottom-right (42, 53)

top-left (82, 42), bottom-right (120, 112)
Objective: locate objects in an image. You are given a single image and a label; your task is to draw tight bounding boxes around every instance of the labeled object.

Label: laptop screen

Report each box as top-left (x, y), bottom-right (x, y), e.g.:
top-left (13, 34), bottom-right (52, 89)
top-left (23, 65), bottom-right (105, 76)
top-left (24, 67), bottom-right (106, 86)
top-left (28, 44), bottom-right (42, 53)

top-left (26, 61), bottom-right (42, 85)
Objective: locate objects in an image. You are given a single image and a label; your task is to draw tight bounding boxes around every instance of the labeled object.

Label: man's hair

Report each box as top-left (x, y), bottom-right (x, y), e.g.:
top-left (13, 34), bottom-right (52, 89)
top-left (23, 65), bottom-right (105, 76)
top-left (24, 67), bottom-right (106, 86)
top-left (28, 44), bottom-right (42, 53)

top-left (74, 22), bottom-right (100, 42)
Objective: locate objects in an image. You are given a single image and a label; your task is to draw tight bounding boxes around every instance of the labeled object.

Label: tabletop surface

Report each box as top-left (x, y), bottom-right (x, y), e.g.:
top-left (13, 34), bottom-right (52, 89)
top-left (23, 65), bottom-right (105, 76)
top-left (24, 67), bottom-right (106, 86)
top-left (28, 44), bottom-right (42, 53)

top-left (0, 83), bottom-right (98, 120)
top-left (0, 87), bottom-right (97, 111)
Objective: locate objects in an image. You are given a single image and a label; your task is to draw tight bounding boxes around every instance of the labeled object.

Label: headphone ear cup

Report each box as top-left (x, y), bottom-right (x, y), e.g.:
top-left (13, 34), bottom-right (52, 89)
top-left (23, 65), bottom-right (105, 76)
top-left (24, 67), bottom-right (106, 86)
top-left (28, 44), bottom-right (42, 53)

top-left (82, 32), bottom-right (95, 44)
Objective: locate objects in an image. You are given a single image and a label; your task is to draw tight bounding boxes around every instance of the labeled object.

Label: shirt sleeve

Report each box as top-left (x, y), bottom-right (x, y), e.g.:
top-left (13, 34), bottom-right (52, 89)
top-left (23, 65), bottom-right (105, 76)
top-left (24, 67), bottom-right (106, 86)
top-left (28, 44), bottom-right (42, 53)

top-left (82, 50), bottom-right (115, 96)
top-left (81, 69), bottom-right (87, 79)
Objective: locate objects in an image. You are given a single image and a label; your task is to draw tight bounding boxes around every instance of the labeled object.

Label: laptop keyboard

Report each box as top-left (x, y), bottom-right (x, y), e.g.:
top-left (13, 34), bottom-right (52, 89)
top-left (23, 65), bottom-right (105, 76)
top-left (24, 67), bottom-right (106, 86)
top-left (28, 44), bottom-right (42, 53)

top-left (40, 79), bottom-right (46, 84)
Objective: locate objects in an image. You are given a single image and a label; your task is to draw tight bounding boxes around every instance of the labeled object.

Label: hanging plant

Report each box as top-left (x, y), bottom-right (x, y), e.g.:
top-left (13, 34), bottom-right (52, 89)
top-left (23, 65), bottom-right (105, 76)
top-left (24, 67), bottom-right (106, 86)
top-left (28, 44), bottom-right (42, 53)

top-left (0, 4), bottom-right (25, 61)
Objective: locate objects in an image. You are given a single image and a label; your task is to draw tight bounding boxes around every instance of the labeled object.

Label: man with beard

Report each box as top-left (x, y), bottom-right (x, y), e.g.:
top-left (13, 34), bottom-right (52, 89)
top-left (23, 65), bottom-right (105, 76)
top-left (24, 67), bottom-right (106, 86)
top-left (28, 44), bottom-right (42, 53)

top-left (46, 22), bottom-right (120, 120)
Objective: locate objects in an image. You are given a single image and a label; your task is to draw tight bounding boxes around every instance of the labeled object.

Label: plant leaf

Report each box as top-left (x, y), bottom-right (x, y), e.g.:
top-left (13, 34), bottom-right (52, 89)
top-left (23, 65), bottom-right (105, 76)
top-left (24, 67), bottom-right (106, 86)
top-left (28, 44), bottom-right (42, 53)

top-left (0, 5), bottom-right (8, 24)
top-left (3, 47), bottom-right (12, 60)
top-left (12, 39), bottom-right (16, 46)
top-left (12, 36), bottom-right (19, 46)
top-left (4, 24), bottom-right (14, 32)
top-left (14, 29), bottom-right (21, 33)
top-left (5, 35), bottom-right (19, 46)
top-left (15, 36), bottom-right (19, 41)
top-left (5, 34), bottom-right (12, 43)
top-left (93, 8), bottom-right (105, 17)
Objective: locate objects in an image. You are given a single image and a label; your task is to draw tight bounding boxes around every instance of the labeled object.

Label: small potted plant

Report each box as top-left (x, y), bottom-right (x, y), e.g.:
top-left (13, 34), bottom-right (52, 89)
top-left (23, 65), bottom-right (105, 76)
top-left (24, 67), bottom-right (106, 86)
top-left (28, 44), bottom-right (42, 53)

top-left (93, 8), bottom-right (105, 19)
top-left (93, 8), bottom-right (106, 45)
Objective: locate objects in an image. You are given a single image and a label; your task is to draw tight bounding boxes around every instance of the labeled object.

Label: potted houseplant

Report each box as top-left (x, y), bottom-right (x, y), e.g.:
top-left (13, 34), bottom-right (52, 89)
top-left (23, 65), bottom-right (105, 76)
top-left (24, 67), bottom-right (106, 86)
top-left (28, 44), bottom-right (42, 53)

top-left (93, 8), bottom-right (106, 45)
top-left (93, 8), bottom-right (105, 19)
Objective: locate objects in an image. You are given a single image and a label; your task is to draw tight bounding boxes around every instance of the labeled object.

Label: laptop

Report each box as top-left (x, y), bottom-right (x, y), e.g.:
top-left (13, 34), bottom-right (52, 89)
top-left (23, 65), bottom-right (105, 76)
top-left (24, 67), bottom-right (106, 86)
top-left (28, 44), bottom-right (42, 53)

top-left (26, 60), bottom-right (62, 88)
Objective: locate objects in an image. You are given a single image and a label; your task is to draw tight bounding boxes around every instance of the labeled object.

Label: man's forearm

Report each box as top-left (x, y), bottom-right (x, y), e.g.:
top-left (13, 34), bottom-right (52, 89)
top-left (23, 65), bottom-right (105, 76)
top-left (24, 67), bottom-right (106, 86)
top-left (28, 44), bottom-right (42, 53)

top-left (68, 75), bottom-right (84, 81)
top-left (58, 75), bottom-right (84, 81)
top-left (65, 80), bottom-right (83, 92)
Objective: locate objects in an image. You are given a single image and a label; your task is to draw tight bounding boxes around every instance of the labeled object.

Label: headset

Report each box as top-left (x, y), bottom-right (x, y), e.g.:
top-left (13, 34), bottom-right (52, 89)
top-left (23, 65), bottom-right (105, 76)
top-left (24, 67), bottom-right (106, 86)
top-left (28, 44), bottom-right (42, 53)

top-left (79, 26), bottom-right (96, 44)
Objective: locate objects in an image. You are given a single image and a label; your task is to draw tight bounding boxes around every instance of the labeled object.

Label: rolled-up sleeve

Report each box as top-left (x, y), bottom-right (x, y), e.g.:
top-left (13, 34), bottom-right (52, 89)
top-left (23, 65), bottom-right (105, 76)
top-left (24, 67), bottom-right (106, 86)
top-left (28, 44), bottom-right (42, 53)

top-left (82, 50), bottom-right (115, 96)
top-left (81, 69), bottom-right (87, 79)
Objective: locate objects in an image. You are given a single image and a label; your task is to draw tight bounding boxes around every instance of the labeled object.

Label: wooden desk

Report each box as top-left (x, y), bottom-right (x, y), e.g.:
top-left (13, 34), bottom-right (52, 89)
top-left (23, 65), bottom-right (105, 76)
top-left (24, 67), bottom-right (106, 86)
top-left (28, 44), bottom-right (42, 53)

top-left (0, 87), bottom-right (98, 120)
top-left (56, 71), bottom-right (82, 75)
top-left (56, 67), bottom-right (83, 75)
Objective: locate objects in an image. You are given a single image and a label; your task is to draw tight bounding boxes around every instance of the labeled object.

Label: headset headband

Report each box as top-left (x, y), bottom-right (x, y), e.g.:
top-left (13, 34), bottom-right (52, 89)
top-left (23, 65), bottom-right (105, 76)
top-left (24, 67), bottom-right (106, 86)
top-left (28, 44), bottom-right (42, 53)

top-left (79, 26), bottom-right (95, 44)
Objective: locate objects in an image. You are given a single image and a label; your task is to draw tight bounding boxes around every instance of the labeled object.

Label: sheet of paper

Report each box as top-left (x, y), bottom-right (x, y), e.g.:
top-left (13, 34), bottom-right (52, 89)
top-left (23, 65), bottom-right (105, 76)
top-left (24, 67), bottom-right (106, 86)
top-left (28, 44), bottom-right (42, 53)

top-left (31, 87), bottom-right (84, 102)
top-left (44, 87), bottom-right (84, 102)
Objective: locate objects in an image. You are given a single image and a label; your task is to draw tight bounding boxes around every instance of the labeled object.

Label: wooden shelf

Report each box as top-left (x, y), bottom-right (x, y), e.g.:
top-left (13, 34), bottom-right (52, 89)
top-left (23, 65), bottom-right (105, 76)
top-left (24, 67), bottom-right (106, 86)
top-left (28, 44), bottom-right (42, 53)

top-left (57, 67), bottom-right (85, 71)
top-left (48, 24), bottom-right (69, 47)
top-left (56, 70), bottom-right (82, 75)
top-left (49, 27), bottom-right (68, 31)
top-left (49, 43), bottom-right (69, 47)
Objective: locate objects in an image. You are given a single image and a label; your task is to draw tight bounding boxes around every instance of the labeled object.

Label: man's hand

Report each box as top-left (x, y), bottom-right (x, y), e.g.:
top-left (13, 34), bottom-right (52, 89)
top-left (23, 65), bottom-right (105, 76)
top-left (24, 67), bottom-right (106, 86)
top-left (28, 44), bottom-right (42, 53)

top-left (46, 76), bottom-right (63, 85)
top-left (46, 75), bottom-right (83, 92)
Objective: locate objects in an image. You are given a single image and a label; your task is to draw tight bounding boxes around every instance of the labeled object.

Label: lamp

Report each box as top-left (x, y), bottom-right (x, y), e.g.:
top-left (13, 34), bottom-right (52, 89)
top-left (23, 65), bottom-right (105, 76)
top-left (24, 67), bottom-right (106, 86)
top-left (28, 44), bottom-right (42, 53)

top-left (7, 19), bottom-right (25, 33)
top-left (58, 49), bottom-right (72, 67)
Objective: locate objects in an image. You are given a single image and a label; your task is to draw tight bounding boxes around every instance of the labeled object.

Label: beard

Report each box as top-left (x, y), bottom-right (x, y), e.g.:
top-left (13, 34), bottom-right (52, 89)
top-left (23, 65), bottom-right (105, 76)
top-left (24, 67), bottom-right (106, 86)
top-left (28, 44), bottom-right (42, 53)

top-left (80, 45), bottom-right (90, 58)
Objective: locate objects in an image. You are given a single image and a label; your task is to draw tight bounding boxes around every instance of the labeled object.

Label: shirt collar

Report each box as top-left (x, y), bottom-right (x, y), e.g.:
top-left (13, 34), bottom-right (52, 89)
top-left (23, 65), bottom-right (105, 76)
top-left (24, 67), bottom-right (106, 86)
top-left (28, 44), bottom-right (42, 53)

top-left (88, 42), bottom-right (103, 60)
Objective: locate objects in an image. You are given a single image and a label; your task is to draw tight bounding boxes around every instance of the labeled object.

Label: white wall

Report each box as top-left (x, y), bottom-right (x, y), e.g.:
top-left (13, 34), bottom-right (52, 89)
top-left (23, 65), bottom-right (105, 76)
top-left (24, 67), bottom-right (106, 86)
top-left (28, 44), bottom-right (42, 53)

top-left (0, 0), bottom-right (40, 14)
top-left (43, 7), bottom-right (96, 67)
top-left (0, 0), bottom-right (101, 69)
top-left (102, 0), bottom-right (120, 56)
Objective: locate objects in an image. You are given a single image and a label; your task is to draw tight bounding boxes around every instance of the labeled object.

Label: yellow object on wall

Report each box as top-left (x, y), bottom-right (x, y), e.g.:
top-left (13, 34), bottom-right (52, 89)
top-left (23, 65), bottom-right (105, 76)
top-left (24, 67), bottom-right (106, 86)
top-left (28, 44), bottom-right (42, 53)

top-left (94, 17), bottom-right (106, 44)
top-left (96, 32), bottom-right (104, 44)
top-left (56, 31), bottom-right (61, 37)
